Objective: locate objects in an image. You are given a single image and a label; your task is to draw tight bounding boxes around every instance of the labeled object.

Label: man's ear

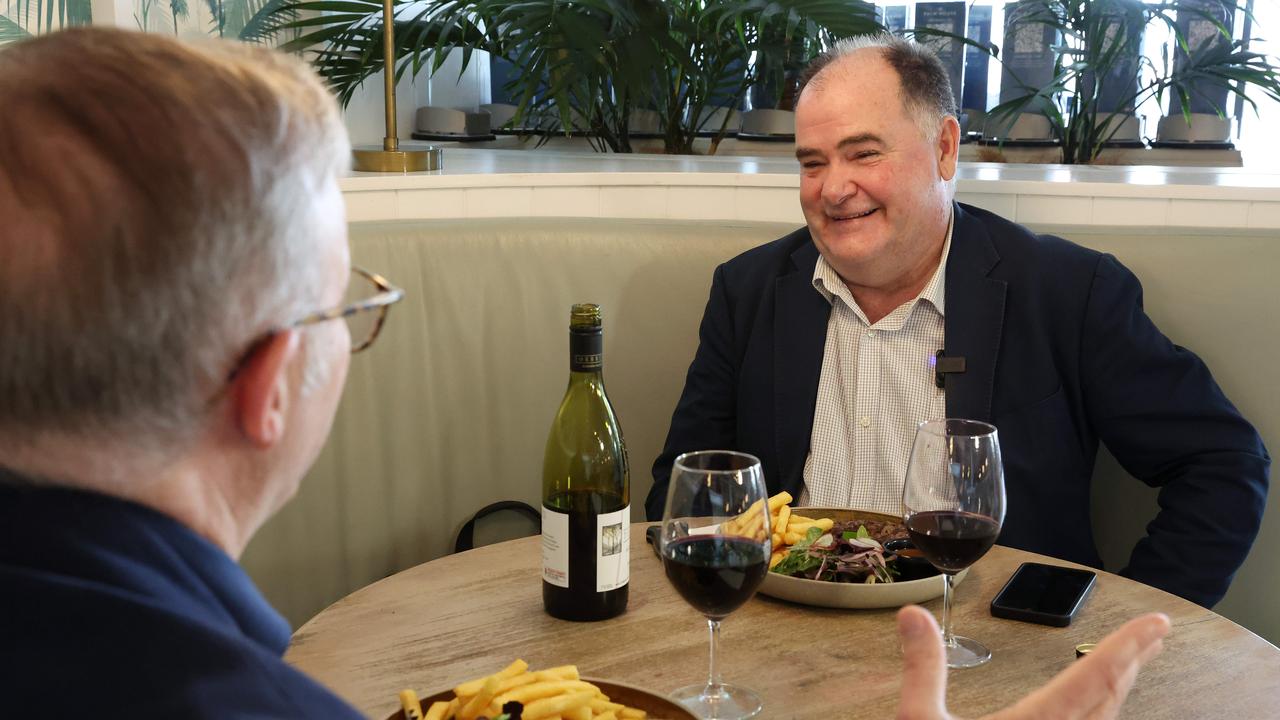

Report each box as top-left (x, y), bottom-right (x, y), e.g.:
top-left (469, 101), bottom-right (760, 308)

top-left (232, 330), bottom-right (301, 449)
top-left (937, 115), bottom-right (961, 182)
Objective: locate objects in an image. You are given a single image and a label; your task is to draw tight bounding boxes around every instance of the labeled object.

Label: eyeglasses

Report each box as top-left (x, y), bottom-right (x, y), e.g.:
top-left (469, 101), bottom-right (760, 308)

top-left (290, 266), bottom-right (404, 353)
top-left (214, 266), bottom-right (403, 402)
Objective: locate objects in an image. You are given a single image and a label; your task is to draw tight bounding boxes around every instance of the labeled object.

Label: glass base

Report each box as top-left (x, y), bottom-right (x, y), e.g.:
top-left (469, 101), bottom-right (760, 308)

top-left (946, 635), bottom-right (993, 669)
top-left (670, 683), bottom-right (763, 720)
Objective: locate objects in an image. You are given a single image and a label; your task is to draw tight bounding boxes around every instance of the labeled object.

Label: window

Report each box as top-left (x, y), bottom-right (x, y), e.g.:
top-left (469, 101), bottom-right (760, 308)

top-left (883, 1), bottom-right (1280, 167)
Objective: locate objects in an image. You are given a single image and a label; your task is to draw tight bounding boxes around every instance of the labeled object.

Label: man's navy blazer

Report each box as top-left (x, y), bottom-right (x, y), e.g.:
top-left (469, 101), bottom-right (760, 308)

top-left (648, 202), bottom-right (1269, 607)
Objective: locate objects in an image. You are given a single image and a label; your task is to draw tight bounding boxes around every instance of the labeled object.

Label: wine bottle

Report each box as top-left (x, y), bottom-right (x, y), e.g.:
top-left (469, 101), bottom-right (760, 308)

top-left (541, 303), bottom-right (630, 621)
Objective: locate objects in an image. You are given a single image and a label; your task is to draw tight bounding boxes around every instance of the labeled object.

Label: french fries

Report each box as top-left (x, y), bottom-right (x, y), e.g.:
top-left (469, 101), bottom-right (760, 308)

top-left (455, 659), bottom-right (528, 697)
top-left (765, 492), bottom-right (835, 569)
top-left (401, 690), bottom-right (426, 720)
top-left (458, 676), bottom-right (501, 720)
top-left (716, 491), bottom-right (834, 569)
top-left (398, 662), bottom-right (660, 720)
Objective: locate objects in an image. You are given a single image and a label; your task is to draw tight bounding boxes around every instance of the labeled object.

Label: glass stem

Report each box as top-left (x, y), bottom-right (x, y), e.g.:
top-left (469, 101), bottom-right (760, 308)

top-left (705, 618), bottom-right (723, 693)
top-left (941, 572), bottom-right (957, 648)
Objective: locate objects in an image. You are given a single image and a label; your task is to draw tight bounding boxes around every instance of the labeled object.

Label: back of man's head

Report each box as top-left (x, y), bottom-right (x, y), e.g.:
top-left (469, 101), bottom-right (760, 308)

top-left (0, 29), bottom-right (350, 459)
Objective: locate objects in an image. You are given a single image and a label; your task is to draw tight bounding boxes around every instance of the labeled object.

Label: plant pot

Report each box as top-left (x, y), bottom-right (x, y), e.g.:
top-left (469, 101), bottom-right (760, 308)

top-left (479, 103), bottom-right (525, 134)
top-left (1156, 113), bottom-right (1232, 144)
top-left (984, 113), bottom-right (1054, 142)
top-left (626, 108), bottom-right (663, 139)
top-left (1099, 114), bottom-right (1142, 147)
top-left (412, 107), bottom-right (494, 142)
top-left (738, 108), bottom-right (795, 140)
top-left (688, 107), bottom-right (741, 138)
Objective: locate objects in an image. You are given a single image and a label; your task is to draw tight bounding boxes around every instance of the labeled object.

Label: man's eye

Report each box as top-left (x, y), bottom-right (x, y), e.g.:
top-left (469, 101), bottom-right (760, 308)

top-left (802, 162), bottom-right (824, 170)
top-left (856, 150), bottom-right (879, 159)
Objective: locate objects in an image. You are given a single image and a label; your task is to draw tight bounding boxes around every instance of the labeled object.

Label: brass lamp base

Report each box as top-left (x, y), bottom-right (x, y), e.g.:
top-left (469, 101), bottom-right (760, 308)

top-left (352, 146), bottom-right (442, 173)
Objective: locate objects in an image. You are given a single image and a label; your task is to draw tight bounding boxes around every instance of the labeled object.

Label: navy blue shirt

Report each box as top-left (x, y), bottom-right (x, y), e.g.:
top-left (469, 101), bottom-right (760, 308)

top-left (0, 473), bottom-right (365, 718)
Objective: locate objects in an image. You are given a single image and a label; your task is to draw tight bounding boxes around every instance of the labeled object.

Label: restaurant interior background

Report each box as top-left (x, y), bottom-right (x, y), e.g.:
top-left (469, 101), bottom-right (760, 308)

top-left (5, 0), bottom-right (1280, 649)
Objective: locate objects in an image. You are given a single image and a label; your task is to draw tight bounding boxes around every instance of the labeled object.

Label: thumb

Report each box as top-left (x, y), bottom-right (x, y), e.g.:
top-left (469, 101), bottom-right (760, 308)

top-left (897, 605), bottom-right (950, 720)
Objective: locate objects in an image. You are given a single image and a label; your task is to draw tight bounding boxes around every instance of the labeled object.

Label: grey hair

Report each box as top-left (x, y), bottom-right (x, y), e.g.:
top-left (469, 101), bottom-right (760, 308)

top-left (0, 28), bottom-right (350, 452)
top-left (797, 33), bottom-right (958, 140)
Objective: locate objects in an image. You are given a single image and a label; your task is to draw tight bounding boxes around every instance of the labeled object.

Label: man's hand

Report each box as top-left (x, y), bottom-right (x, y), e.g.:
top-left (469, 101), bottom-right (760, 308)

top-left (896, 605), bottom-right (1171, 720)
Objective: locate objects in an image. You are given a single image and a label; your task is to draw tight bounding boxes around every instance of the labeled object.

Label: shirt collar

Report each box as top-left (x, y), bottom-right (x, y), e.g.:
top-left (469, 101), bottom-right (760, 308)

top-left (810, 208), bottom-right (953, 319)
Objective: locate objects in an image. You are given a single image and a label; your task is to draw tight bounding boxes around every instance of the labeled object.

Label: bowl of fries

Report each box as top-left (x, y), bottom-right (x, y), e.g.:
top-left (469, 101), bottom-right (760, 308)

top-left (391, 660), bottom-right (697, 720)
top-left (748, 497), bottom-right (966, 609)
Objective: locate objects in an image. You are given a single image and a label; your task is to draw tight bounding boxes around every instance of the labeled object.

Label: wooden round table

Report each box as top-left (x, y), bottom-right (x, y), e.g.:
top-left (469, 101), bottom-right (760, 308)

top-left (287, 525), bottom-right (1280, 719)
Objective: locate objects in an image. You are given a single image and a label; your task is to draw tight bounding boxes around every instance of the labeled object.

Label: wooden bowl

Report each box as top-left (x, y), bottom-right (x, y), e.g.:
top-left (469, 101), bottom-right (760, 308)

top-left (389, 677), bottom-right (697, 720)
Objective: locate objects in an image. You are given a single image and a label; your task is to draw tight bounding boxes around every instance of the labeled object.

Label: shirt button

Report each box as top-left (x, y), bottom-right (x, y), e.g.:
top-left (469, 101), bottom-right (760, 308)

top-left (866, 330), bottom-right (876, 338)
top-left (859, 416), bottom-right (871, 428)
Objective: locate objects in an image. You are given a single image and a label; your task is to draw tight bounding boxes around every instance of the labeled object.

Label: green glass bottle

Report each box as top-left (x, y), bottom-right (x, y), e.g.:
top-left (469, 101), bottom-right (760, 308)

top-left (541, 303), bottom-right (630, 621)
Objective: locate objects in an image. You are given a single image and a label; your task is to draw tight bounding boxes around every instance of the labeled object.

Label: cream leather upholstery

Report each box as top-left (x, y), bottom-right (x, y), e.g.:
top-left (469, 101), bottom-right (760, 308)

top-left (243, 218), bottom-right (792, 624)
top-left (241, 217), bottom-right (1279, 645)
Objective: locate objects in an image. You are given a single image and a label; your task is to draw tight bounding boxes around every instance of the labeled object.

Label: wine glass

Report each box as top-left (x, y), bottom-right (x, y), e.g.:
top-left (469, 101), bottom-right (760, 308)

top-left (660, 451), bottom-right (771, 720)
top-left (902, 419), bottom-right (1006, 669)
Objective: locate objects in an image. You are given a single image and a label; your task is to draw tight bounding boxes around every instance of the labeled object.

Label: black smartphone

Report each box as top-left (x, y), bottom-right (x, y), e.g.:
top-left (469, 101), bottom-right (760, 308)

top-left (990, 562), bottom-right (1096, 627)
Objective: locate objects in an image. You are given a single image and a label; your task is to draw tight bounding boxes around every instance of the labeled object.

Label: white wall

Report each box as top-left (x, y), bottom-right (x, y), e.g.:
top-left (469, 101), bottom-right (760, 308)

top-left (89, 0), bottom-right (132, 28)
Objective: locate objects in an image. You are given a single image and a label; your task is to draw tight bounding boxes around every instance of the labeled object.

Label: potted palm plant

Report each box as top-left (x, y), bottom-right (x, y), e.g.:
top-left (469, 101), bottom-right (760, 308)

top-left (244, 0), bottom-right (885, 154)
top-left (978, 0), bottom-right (1280, 164)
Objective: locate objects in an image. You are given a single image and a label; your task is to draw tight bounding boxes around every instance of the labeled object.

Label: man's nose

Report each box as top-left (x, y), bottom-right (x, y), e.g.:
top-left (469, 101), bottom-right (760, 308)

top-left (822, 165), bottom-right (859, 205)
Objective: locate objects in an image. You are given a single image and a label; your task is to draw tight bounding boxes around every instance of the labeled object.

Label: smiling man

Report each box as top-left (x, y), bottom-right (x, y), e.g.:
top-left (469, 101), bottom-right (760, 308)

top-left (646, 34), bottom-right (1268, 608)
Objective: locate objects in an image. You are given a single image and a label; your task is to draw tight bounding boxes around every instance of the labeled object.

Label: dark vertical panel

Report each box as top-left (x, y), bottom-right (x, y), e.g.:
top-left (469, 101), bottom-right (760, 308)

top-left (999, 0), bottom-right (1060, 108)
top-left (963, 5), bottom-right (993, 111)
top-left (882, 5), bottom-right (908, 34)
top-left (1090, 12), bottom-right (1143, 114)
top-left (1173, 0), bottom-right (1235, 115)
top-left (915, 2), bottom-right (967, 108)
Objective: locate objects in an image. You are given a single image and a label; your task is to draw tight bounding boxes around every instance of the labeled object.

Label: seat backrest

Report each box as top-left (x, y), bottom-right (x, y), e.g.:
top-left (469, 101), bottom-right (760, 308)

top-left (241, 217), bottom-right (1280, 647)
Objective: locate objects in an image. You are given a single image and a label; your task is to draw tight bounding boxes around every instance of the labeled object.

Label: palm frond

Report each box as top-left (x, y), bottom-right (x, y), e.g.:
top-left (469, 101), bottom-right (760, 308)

top-left (203, 0), bottom-right (225, 36)
top-left (67, 0), bottom-right (90, 24)
top-left (0, 13), bottom-right (33, 44)
top-left (0, 0), bottom-right (89, 40)
top-left (220, 0), bottom-right (275, 39)
top-left (169, 0), bottom-right (188, 34)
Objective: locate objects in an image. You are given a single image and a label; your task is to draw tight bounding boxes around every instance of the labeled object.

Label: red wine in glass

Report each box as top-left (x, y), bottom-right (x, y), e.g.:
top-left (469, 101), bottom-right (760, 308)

top-left (662, 450), bottom-right (770, 720)
top-left (903, 419), bottom-right (1006, 669)
top-left (662, 535), bottom-right (769, 619)
top-left (905, 510), bottom-right (1001, 574)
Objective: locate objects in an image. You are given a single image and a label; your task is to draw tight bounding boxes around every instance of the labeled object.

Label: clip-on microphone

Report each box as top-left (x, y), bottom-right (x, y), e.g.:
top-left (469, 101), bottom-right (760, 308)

top-left (935, 349), bottom-right (966, 389)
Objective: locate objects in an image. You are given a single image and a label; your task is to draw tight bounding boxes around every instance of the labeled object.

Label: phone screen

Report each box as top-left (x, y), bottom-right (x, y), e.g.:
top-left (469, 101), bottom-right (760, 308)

top-left (994, 563), bottom-right (1095, 616)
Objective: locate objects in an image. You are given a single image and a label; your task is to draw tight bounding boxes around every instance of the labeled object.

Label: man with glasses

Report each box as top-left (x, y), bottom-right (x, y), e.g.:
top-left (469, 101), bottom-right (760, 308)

top-left (0, 29), bottom-right (399, 716)
top-left (0, 27), bottom-right (1166, 720)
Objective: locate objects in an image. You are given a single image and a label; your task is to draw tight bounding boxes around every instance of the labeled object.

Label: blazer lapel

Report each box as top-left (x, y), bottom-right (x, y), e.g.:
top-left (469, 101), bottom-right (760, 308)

top-left (944, 204), bottom-right (1007, 423)
top-left (774, 240), bottom-right (831, 492)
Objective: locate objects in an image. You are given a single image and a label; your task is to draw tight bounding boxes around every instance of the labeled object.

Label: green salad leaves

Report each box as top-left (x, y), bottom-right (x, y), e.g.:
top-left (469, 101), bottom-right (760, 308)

top-left (770, 527), bottom-right (825, 577)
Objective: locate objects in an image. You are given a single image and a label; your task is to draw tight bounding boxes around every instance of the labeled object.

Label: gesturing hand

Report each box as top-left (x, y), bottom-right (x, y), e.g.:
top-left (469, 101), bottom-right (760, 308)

top-left (895, 605), bottom-right (1171, 720)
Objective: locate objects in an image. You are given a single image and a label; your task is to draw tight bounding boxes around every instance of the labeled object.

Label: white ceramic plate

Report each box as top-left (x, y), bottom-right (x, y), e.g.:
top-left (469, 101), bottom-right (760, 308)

top-left (756, 507), bottom-right (966, 609)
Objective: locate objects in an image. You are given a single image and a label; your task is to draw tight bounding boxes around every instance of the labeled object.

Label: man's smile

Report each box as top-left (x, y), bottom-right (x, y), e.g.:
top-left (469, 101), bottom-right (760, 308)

top-left (829, 207), bottom-right (879, 221)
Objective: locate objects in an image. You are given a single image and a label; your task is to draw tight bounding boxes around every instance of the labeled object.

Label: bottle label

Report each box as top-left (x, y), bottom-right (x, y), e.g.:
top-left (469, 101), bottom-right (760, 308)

top-left (596, 505), bottom-right (630, 592)
top-left (570, 330), bottom-right (603, 372)
top-left (541, 506), bottom-right (569, 588)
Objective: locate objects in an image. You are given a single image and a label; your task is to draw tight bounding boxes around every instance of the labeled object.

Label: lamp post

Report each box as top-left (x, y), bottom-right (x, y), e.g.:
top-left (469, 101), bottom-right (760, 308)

top-left (351, 0), bottom-right (441, 172)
